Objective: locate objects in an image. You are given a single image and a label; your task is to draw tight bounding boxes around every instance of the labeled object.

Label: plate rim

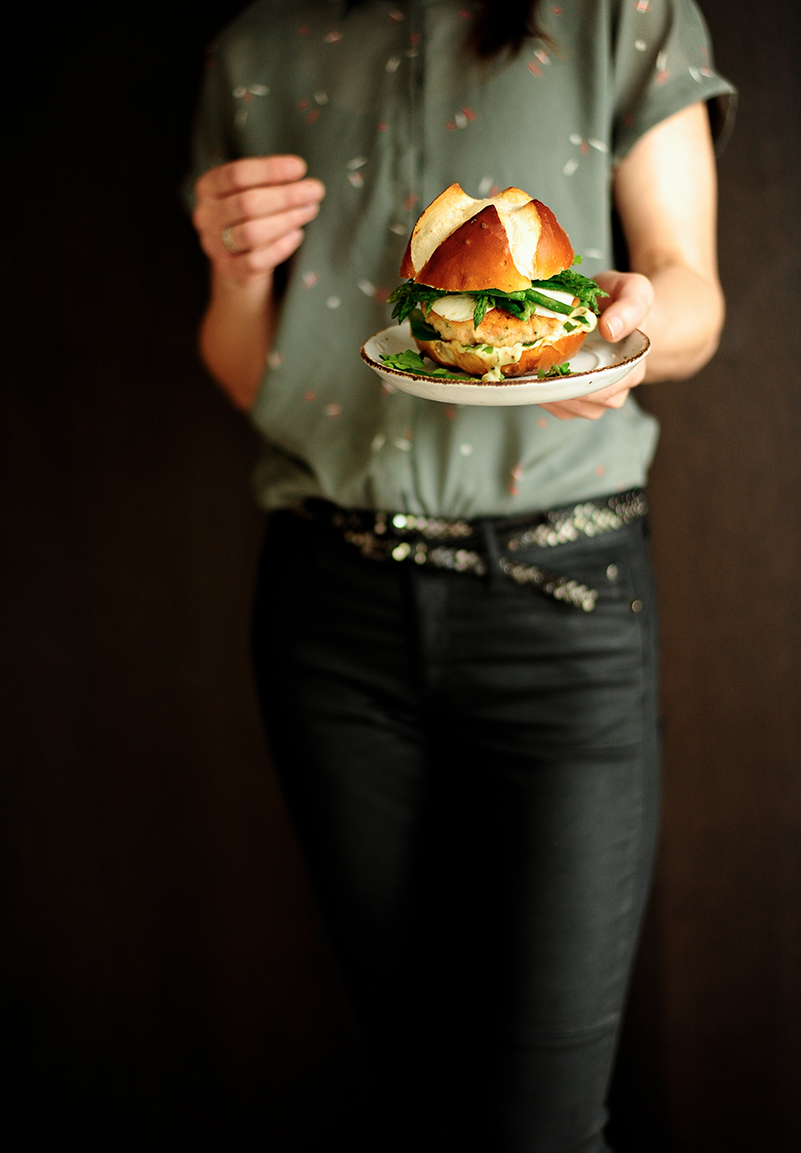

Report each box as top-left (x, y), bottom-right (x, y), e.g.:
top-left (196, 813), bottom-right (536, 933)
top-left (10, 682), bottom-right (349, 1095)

top-left (360, 324), bottom-right (650, 389)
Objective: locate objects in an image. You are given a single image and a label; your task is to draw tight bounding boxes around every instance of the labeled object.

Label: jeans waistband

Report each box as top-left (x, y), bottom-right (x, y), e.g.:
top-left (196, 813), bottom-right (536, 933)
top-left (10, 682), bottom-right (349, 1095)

top-left (291, 490), bottom-right (648, 613)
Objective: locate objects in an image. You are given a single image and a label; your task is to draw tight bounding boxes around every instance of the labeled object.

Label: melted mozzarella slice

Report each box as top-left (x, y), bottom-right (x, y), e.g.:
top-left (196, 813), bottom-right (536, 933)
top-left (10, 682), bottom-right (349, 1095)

top-left (428, 294), bottom-right (478, 323)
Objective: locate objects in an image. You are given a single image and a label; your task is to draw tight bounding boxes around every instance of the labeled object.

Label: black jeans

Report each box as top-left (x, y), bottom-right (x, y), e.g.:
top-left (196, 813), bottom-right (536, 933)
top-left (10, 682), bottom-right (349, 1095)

top-left (252, 507), bottom-right (660, 1153)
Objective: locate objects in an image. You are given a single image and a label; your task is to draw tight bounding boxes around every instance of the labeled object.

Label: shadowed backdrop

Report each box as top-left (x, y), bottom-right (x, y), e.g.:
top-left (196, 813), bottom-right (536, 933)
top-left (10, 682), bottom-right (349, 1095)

top-left (2, 2), bottom-right (799, 1149)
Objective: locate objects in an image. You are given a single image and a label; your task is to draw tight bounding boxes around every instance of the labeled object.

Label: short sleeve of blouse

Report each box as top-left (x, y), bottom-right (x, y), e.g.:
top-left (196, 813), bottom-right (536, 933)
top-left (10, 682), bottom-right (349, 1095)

top-left (612, 0), bottom-right (736, 165)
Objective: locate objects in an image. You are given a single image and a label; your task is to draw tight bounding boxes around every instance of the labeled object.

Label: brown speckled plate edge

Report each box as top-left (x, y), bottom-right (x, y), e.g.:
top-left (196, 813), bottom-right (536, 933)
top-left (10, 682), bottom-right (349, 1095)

top-left (360, 325), bottom-right (650, 407)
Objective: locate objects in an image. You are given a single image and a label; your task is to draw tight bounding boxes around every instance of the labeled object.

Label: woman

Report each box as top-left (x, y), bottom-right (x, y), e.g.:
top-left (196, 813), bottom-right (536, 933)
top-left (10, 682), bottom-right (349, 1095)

top-left (190, 2), bottom-right (733, 1148)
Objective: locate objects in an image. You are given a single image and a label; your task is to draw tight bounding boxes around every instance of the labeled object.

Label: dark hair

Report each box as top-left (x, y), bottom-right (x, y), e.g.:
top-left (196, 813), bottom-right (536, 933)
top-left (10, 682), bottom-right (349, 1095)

top-left (467, 0), bottom-right (548, 61)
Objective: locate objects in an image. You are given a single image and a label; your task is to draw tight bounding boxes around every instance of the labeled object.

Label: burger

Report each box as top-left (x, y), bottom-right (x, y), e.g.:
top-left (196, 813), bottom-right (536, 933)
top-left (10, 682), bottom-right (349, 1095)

top-left (387, 184), bottom-right (606, 381)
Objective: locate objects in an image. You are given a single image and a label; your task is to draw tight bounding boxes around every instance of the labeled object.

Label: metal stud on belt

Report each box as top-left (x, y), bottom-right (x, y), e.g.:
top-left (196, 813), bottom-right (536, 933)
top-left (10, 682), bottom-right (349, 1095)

top-left (294, 491), bottom-right (647, 613)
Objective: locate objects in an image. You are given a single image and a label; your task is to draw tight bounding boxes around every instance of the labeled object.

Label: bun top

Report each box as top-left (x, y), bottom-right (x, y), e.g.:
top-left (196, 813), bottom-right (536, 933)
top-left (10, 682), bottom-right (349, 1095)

top-left (399, 184), bottom-right (574, 292)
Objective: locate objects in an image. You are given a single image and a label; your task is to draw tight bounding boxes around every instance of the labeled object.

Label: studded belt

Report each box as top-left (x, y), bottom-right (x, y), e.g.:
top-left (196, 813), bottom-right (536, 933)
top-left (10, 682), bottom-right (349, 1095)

top-left (292, 490), bottom-right (647, 613)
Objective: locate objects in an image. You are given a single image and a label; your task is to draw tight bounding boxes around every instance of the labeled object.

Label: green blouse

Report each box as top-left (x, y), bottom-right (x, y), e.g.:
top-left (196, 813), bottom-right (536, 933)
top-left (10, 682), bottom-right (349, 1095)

top-left (191, 0), bottom-right (734, 517)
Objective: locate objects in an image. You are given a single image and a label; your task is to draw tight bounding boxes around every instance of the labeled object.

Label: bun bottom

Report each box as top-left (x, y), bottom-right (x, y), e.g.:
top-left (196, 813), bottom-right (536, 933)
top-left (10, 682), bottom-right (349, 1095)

top-left (415, 330), bottom-right (589, 379)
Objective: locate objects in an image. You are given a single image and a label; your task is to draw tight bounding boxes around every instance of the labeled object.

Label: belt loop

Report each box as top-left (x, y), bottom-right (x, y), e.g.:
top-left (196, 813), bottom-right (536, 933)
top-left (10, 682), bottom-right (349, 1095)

top-left (478, 518), bottom-right (503, 588)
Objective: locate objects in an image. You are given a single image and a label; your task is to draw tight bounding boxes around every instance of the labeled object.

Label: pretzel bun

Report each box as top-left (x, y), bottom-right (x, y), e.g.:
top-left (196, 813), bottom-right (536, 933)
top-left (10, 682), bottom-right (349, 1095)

top-left (393, 184), bottom-right (598, 380)
top-left (399, 183), bottom-right (575, 291)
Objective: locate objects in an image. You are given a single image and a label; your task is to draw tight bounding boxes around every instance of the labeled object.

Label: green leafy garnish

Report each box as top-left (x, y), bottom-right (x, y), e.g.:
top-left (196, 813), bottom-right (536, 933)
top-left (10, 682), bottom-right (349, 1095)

top-left (388, 281), bottom-right (454, 325)
top-left (533, 268), bottom-right (608, 313)
top-left (537, 362), bottom-right (573, 379)
top-left (379, 349), bottom-right (474, 380)
top-left (473, 295), bottom-right (491, 327)
top-left (388, 268), bottom-right (607, 329)
top-left (408, 308), bottom-right (440, 342)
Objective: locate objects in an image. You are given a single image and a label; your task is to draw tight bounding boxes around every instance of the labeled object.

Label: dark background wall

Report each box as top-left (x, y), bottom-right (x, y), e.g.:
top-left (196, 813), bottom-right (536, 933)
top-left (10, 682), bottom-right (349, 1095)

top-left (2, 3), bottom-right (799, 1149)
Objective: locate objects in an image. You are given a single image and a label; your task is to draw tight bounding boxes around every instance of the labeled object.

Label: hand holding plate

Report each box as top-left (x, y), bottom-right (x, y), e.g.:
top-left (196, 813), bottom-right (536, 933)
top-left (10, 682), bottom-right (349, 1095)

top-left (538, 271), bottom-right (653, 420)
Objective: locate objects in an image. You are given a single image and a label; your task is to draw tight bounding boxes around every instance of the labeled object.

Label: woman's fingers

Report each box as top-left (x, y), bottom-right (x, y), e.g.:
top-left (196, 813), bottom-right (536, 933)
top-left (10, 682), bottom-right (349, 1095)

top-left (538, 272), bottom-right (653, 420)
top-left (195, 154), bottom-right (310, 198)
top-left (594, 270), bottom-right (653, 342)
top-left (222, 229), bottom-right (308, 277)
top-left (213, 175), bottom-right (326, 229)
top-left (192, 156), bottom-right (326, 277)
top-left (218, 199), bottom-right (322, 258)
top-left (539, 361), bottom-right (646, 421)
top-left (195, 180), bottom-right (325, 255)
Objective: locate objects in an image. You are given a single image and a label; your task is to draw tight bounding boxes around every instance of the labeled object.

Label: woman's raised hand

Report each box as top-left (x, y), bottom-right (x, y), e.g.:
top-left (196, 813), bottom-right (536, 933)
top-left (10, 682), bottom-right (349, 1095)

top-left (193, 155), bottom-right (325, 408)
top-left (192, 155), bottom-right (326, 286)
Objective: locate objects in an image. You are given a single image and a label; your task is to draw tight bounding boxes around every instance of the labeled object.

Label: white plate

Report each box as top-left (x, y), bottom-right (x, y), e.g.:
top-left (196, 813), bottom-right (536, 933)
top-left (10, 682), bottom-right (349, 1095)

top-left (360, 324), bottom-right (650, 407)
